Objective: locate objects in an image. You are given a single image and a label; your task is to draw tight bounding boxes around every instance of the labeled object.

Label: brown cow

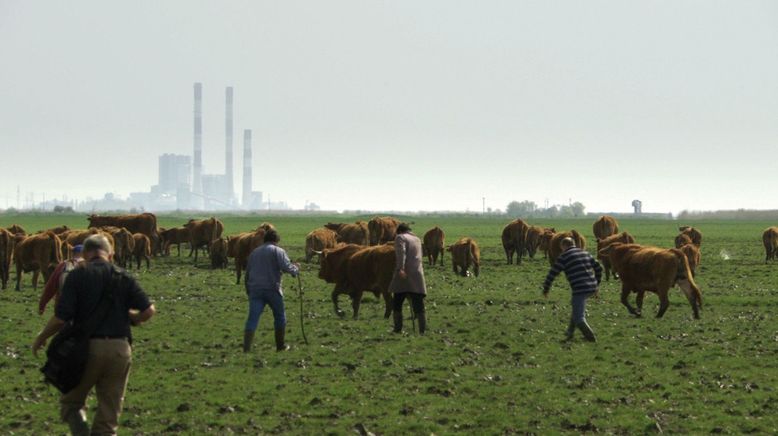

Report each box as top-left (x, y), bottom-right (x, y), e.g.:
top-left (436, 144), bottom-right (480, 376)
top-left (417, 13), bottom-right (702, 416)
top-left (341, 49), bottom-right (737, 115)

top-left (63, 229), bottom-right (115, 255)
top-left (525, 225), bottom-right (547, 259)
top-left (227, 233), bottom-right (248, 259)
top-left (678, 226), bottom-right (702, 247)
top-left (102, 227), bottom-right (134, 268)
top-left (502, 219), bottom-right (529, 265)
top-left (324, 222), bottom-right (369, 245)
top-left (679, 243), bottom-right (701, 277)
top-left (160, 227), bottom-right (191, 256)
top-left (599, 243), bottom-right (702, 319)
top-left (340, 222), bottom-right (369, 245)
top-left (596, 231), bottom-right (636, 281)
top-left (13, 232), bottom-right (62, 291)
top-left (5, 224), bottom-right (26, 236)
top-left (422, 226), bottom-right (445, 266)
top-left (305, 228), bottom-right (338, 263)
top-left (0, 228), bottom-right (12, 289)
top-left (448, 237), bottom-right (480, 277)
top-left (592, 215), bottom-right (619, 240)
top-left (257, 222), bottom-right (276, 232)
top-left (186, 217), bottom-right (225, 263)
top-left (235, 229), bottom-right (267, 284)
top-left (210, 238), bottom-right (229, 269)
top-left (131, 233), bottom-right (152, 270)
top-left (538, 227), bottom-right (556, 259)
top-left (318, 243), bottom-right (395, 319)
top-left (762, 227), bottom-right (778, 262)
top-left (88, 213), bottom-right (160, 254)
top-left (368, 216), bottom-right (400, 245)
top-left (548, 230), bottom-right (587, 265)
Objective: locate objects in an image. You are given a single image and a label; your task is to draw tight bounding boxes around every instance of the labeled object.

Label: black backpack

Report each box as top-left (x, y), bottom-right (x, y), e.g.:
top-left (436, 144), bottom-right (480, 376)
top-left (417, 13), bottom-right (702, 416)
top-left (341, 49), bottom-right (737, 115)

top-left (41, 267), bottom-right (118, 394)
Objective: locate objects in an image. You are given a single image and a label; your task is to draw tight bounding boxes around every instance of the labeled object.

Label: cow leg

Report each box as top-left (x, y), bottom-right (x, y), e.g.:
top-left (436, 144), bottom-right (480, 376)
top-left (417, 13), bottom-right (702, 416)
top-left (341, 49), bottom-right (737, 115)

top-left (516, 242), bottom-right (523, 265)
top-left (193, 245), bottom-right (199, 263)
top-left (145, 255), bottom-right (150, 270)
top-left (351, 291), bottom-right (363, 320)
top-left (32, 270), bottom-right (40, 290)
top-left (382, 291), bottom-right (393, 319)
top-left (678, 279), bottom-right (701, 319)
top-left (505, 248), bottom-right (512, 265)
top-left (439, 249), bottom-right (444, 267)
top-left (331, 289), bottom-right (345, 318)
top-left (656, 291), bottom-right (670, 318)
top-left (452, 263), bottom-right (458, 275)
top-left (15, 266), bottom-right (22, 291)
top-left (620, 286), bottom-right (639, 316)
top-left (136, 255), bottom-right (141, 270)
top-left (635, 291), bottom-right (645, 317)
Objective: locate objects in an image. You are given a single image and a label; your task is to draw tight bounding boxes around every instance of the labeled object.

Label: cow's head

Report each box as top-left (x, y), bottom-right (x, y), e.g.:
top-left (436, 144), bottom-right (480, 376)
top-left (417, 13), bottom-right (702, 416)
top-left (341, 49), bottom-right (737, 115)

top-left (317, 250), bottom-right (332, 281)
top-left (675, 233), bottom-right (692, 249)
top-left (597, 242), bottom-right (623, 258)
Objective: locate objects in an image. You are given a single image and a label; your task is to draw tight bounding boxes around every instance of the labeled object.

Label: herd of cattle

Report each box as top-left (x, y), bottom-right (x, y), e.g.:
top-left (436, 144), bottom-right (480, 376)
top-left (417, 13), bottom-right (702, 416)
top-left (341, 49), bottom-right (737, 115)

top-left (0, 213), bottom-right (775, 321)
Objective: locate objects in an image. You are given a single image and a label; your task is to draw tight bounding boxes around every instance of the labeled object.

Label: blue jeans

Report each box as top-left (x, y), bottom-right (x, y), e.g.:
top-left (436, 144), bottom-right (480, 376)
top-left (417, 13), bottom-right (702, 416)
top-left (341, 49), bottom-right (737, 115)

top-left (245, 290), bottom-right (286, 331)
top-left (571, 292), bottom-right (593, 324)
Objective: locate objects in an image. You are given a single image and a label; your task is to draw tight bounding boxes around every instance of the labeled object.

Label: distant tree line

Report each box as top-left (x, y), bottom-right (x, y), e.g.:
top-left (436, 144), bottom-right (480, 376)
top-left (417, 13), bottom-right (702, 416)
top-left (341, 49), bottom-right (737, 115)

top-left (505, 200), bottom-right (586, 219)
top-left (678, 209), bottom-right (778, 220)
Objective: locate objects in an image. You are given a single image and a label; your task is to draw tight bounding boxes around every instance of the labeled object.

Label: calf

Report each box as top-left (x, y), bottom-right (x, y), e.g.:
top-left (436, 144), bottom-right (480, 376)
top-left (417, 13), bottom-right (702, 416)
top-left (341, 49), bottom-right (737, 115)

top-left (448, 237), bottom-right (480, 277)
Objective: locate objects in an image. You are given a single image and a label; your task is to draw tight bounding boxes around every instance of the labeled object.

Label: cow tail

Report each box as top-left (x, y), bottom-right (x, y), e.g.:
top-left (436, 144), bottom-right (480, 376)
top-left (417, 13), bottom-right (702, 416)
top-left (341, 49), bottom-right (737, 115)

top-left (675, 249), bottom-right (702, 309)
top-left (466, 240), bottom-right (473, 270)
top-left (48, 231), bottom-right (62, 264)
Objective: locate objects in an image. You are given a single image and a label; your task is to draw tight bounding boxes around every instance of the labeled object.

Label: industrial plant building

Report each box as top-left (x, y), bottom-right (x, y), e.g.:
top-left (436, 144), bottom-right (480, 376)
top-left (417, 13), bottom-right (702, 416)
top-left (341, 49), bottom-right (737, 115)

top-left (127, 83), bottom-right (271, 211)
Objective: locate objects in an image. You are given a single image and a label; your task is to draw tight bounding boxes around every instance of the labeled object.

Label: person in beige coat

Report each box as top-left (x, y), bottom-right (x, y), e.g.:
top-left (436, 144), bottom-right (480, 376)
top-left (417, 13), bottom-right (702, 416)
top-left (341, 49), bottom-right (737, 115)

top-left (389, 223), bottom-right (428, 334)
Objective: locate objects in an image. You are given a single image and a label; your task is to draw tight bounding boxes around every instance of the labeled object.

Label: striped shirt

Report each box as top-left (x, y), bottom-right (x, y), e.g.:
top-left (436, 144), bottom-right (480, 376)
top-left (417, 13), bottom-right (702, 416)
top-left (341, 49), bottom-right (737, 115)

top-left (543, 247), bottom-right (602, 295)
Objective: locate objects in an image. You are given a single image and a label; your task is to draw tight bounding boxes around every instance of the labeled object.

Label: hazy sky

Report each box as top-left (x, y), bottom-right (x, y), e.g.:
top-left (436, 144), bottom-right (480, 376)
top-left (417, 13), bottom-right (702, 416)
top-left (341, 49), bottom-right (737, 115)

top-left (1, 1), bottom-right (777, 213)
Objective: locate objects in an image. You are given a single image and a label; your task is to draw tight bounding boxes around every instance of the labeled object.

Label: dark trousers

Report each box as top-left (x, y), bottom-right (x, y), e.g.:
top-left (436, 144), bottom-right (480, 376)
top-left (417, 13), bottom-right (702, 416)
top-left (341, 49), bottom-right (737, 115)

top-left (393, 292), bottom-right (425, 314)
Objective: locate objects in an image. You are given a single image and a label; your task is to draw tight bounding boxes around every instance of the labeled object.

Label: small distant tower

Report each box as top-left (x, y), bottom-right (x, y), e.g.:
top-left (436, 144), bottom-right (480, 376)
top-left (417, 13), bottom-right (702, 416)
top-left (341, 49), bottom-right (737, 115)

top-left (631, 199), bottom-right (642, 214)
top-left (192, 82), bottom-right (204, 209)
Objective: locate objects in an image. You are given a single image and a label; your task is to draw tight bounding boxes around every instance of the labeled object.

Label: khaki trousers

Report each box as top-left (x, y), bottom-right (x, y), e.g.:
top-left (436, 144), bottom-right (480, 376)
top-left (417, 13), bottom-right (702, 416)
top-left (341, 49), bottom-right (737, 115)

top-left (60, 339), bottom-right (132, 436)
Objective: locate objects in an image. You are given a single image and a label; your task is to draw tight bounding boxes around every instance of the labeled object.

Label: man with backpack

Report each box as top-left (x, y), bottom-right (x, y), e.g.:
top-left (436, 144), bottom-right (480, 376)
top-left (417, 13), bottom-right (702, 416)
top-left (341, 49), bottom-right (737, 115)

top-left (32, 235), bottom-right (156, 435)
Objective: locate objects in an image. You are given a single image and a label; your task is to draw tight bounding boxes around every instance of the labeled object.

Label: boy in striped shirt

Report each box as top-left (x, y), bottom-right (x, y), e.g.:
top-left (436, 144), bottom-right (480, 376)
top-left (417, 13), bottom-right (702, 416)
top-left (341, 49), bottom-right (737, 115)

top-left (542, 237), bottom-right (602, 342)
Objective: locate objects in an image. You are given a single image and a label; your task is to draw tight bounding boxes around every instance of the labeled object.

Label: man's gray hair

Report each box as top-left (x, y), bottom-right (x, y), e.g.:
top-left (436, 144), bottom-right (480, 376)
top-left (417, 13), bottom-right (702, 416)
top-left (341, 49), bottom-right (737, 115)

top-left (83, 234), bottom-right (113, 254)
top-left (560, 237), bottom-right (576, 249)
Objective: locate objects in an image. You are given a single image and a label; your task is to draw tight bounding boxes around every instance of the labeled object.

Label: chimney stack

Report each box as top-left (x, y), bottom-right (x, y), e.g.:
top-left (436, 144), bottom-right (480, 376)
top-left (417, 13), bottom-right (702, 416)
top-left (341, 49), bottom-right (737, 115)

top-left (192, 82), bottom-right (203, 208)
top-left (225, 86), bottom-right (234, 201)
top-left (242, 129), bottom-right (252, 208)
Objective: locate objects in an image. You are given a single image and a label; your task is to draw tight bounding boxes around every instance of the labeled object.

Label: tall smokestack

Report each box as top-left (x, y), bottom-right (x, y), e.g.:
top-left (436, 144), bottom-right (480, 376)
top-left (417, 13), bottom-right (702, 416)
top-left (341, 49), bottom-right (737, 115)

top-left (225, 86), bottom-right (234, 201)
top-left (242, 129), bottom-right (252, 208)
top-left (193, 82), bottom-right (203, 208)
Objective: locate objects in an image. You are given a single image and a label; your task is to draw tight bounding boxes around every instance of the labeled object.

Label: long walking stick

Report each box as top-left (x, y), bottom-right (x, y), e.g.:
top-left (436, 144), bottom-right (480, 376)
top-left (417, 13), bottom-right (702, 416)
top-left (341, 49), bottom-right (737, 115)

top-left (297, 275), bottom-right (309, 345)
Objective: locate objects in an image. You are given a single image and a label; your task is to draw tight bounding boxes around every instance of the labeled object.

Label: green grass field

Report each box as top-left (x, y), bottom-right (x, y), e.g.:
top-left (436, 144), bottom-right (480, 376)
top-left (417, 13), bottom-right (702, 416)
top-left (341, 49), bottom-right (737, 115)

top-left (1, 214), bottom-right (777, 434)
